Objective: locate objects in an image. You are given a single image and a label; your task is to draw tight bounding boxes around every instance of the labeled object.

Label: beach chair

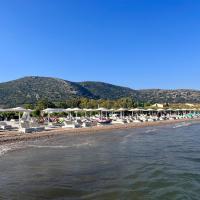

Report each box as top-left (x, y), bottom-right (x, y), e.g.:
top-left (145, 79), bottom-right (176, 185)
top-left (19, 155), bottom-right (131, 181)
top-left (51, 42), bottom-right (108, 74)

top-left (19, 121), bottom-right (33, 133)
top-left (0, 122), bottom-right (12, 130)
top-left (62, 120), bottom-right (81, 128)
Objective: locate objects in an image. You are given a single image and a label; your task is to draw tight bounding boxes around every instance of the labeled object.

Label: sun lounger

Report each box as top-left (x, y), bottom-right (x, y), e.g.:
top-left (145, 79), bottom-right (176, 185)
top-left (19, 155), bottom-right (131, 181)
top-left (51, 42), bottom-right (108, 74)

top-left (19, 121), bottom-right (45, 133)
top-left (62, 121), bottom-right (81, 128)
top-left (82, 121), bottom-right (92, 127)
top-left (111, 119), bottom-right (127, 124)
top-left (0, 122), bottom-right (12, 130)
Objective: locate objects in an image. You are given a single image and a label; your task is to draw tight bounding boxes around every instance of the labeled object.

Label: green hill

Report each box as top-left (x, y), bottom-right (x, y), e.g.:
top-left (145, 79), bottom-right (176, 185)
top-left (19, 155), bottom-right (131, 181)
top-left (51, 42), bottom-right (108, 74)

top-left (79, 81), bottom-right (138, 99)
top-left (0, 76), bottom-right (200, 107)
top-left (0, 77), bottom-right (94, 107)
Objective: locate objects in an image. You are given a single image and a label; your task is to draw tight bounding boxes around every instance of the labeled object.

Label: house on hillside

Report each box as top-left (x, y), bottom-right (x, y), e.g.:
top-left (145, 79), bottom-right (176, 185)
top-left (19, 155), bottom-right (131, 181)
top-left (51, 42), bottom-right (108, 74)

top-left (185, 103), bottom-right (194, 107)
top-left (151, 103), bottom-right (164, 108)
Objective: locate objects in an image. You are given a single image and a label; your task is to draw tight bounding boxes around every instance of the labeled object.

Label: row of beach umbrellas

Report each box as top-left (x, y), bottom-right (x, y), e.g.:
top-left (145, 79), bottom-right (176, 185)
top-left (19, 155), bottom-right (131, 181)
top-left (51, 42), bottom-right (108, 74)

top-left (42, 107), bottom-right (200, 113)
top-left (0, 107), bottom-right (199, 114)
top-left (0, 107), bottom-right (199, 124)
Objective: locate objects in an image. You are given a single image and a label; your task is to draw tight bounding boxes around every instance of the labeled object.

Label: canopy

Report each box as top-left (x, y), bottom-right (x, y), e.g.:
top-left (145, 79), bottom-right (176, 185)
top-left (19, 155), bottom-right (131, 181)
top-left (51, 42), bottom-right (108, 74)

top-left (6, 107), bottom-right (32, 112)
top-left (65, 108), bottom-right (73, 112)
top-left (43, 108), bottom-right (65, 113)
top-left (147, 108), bottom-right (154, 111)
top-left (130, 108), bottom-right (144, 112)
top-left (166, 108), bottom-right (173, 111)
top-left (180, 108), bottom-right (187, 111)
top-left (83, 108), bottom-right (96, 112)
top-left (97, 107), bottom-right (109, 112)
top-left (117, 108), bottom-right (127, 111)
top-left (87, 108), bottom-right (97, 112)
top-left (71, 108), bottom-right (82, 112)
top-left (157, 109), bottom-right (165, 112)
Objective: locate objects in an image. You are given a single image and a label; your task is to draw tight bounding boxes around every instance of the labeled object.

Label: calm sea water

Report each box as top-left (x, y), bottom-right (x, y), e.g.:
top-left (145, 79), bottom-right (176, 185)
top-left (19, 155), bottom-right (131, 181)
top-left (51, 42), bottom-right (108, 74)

top-left (1, 122), bottom-right (200, 200)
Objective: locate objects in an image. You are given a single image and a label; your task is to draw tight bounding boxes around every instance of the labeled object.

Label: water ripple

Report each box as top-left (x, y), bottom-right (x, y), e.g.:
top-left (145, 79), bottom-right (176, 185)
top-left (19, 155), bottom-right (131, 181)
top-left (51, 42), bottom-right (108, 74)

top-left (1, 123), bottom-right (200, 199)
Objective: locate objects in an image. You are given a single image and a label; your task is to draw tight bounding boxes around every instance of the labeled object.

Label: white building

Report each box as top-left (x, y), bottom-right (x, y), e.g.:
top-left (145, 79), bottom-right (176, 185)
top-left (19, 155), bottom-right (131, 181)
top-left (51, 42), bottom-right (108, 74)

top-left (152, 103), bottom-right (164, 108)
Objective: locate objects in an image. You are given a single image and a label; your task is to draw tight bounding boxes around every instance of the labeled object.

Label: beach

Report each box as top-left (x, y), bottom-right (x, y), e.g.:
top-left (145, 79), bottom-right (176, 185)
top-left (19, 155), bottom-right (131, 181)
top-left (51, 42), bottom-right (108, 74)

top-left (0, 118), bottom-right (199, 145)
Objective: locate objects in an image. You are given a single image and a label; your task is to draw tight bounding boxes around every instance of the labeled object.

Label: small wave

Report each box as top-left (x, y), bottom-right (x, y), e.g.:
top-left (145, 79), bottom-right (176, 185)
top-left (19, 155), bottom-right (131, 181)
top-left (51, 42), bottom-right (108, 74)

top-left (173, 123), bottom-right (191, 129)
top-left (0, 145), bottom-right (13, 156)
top-left (124, 133), bottom-right (133, 138)
top-left (0, 143), bottom-right (23, 157)
top-left (27, 142), bottom-right (93, 149)
top-left (144, 129), bottom-right (157, 133)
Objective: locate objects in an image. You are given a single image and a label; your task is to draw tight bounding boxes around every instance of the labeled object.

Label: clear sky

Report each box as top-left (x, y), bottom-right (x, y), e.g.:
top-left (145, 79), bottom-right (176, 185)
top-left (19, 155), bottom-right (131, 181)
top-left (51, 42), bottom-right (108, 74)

top-left (0, 0), bottom-right (200, 89)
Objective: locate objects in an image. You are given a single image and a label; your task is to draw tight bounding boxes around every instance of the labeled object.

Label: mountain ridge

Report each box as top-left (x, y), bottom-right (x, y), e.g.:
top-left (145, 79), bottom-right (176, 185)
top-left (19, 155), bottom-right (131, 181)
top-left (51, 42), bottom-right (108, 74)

top-left (0, 76), bottom-right (200, 107)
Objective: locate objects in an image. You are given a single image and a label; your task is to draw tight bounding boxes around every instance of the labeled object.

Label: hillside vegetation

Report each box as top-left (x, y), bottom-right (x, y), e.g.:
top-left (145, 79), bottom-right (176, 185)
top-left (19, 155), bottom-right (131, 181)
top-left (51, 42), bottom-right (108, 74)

top-left (0, 76), bottom-right (200, 107)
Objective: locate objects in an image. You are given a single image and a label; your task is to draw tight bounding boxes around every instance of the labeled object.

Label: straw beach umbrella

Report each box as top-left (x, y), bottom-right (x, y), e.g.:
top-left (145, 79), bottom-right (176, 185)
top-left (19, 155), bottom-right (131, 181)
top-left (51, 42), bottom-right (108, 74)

top-left (147, 108), bottom-right (154, 116)
top-left (97, 107), bottom-right (109, 119)
top-left (83, 108), bottom-right (96, 117)
top-left (65, 108), bottom-right (74, 119)
top-left (132, 108), bottom-right (143, 112)
top-left (180, 108), bottom-right (187, 114)
top-left (71, 108), bottom-right (82, 112)
top-left (43, 108), bottom-right (54, 125)
top-left (147, 108), bottom-right (154, 111)
top-left (71, 108), bottom-right (82, 118)
top-left (83, 108), bottom-right (89, 117)
top-left (129, 108), bottom-right (143, 118)
top-left (129, 108), bottom-right (139, 117)
top-left (87, 108), bottom-right (95, 117)
top-left (166, 108), bottom-right (173, 115)
top-left (175, 109), bottom-right (181, 115)
top-left (117, 108), bottom-right (127, 119)
top-left (157, 109), bottom-right (165, 117)
top-left (191, 108), bottom-right (197, 113)
top-left (157, 108), bottom-right (165, 112)
top-left (7, 107), bottom-right (32, 126)
top-left (7, 107), bottom-right (30, 112)
top-left (129, 108), bottom-right (135, 117)
top-left (109, 109), bottom-right (115, 116)
top-left (43, 108), bottom-right (65, 125)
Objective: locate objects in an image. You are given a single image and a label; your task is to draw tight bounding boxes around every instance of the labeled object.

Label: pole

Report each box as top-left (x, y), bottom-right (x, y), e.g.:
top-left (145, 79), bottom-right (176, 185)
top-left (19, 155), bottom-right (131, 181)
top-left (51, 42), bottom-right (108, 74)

top-left (19, 112), bottom-right (21, 128)
top-left (48, 113), bottom-right (50, 125)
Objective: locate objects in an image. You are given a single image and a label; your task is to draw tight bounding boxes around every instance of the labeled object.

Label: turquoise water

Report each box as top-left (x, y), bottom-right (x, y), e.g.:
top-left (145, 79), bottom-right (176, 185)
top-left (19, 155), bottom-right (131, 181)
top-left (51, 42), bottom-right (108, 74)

top-left (1, 121), bottom-right (200, 199)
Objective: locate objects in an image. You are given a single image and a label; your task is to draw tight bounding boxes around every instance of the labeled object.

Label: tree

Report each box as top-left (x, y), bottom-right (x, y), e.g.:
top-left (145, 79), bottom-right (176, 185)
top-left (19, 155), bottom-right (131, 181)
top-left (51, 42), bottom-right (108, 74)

top-left (35, 99), bottom-right (56, 110)
top-left (32, 109), bottom-right (41, 117)
top-left (24, 103), bottom-right (34, 110)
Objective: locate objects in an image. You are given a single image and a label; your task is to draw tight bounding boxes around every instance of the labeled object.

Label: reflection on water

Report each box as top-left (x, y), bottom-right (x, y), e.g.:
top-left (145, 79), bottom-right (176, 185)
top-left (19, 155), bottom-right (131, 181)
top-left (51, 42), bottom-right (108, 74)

top-left (1, 122), bottom-right (200, 200)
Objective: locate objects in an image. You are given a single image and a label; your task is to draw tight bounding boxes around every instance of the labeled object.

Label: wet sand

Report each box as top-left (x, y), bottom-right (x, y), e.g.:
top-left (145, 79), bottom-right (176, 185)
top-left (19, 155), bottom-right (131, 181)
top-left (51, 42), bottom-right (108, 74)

top-left (0, 118), bottom-right (199, 145)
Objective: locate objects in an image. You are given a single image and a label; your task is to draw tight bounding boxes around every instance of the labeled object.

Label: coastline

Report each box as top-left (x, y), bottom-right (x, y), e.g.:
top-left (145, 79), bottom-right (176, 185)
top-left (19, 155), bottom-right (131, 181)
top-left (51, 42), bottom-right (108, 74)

top-left (0, 118), bottom-right (199, 145)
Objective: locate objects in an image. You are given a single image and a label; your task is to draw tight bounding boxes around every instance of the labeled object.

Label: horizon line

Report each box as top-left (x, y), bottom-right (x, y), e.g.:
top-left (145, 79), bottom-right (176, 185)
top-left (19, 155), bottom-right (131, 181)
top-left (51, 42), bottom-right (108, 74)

top-left (0, 75), bottom-right (200, 91)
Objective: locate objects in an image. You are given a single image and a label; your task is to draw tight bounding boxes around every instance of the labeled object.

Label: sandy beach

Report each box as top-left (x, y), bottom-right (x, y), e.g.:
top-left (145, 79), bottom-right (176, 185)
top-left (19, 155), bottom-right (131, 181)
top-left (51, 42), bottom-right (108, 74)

top-left (0, 118), bottom-right (199, 145)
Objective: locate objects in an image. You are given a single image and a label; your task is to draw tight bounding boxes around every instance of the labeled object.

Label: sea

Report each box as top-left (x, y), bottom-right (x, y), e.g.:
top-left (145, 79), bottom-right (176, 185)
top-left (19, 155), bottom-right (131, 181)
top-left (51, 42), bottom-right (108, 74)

top-left (1, 121), bottom-right (200, 199)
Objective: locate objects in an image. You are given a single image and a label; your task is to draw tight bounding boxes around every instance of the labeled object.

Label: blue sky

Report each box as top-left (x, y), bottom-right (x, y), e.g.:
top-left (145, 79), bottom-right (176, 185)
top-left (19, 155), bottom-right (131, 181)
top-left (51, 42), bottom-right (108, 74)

top-left (0, 0), bottom-right (200, 89)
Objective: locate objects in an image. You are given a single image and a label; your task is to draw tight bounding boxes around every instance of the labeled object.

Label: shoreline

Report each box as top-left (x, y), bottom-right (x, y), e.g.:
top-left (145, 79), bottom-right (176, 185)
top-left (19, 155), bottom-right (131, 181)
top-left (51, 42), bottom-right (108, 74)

top-left (0, 118), bottom-right (199, 145)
